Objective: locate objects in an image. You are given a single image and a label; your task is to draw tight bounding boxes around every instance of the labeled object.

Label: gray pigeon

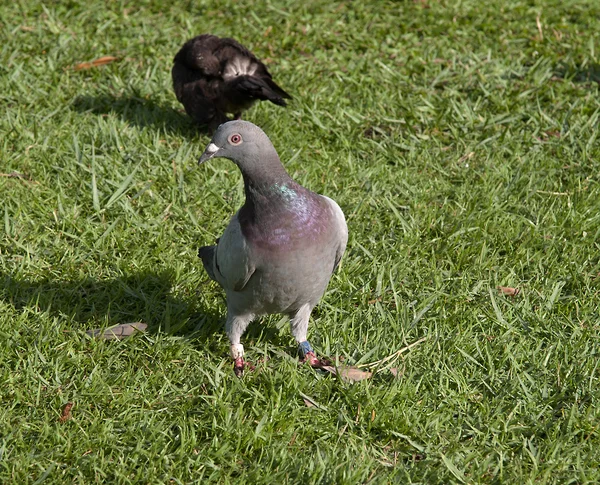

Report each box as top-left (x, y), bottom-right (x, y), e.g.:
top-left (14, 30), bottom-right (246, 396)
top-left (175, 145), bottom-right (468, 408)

top-left (197, 121), bottom-right (348, 376)
top-left (172, 34), bottom-right (291, 133)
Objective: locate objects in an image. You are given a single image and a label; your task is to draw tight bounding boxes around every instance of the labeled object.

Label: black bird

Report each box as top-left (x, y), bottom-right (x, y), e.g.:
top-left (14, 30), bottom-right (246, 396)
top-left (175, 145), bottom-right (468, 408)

top-left (172, 34), bottom-right (291, 132)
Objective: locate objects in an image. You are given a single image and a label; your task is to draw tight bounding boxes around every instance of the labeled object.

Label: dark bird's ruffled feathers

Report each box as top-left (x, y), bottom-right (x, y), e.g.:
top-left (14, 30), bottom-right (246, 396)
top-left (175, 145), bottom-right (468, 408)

top-left (172, 34), bottom-right (291, 131)
top-left (198, 245), bottom-right (217, 281)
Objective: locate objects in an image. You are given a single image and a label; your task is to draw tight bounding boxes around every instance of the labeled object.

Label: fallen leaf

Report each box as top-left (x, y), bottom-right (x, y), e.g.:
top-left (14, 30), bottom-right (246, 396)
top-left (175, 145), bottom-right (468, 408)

top-left (86, 322), bottom-right (147, 340)
top-left (321, 365), bottom-right (372, 382)
top-left (389, 367), bottom-right (403, 377)
top-left (59, 402), bottom-right (73, 423)
top-left (299, 392), bottom-right (328, 411)
top-left (73, 56), bottom-right (119, 70)
top-left (497, 286), bottom-right (520, 297)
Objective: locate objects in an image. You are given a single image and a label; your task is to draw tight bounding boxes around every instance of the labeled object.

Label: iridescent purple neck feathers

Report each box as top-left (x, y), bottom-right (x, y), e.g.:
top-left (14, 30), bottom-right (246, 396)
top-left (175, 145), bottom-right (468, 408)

top-left (239, 181), bottom-right (331, 250)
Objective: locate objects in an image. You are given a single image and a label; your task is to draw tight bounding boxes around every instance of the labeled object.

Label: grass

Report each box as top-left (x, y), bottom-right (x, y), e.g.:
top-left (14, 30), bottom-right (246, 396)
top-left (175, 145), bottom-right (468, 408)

top-left (1, 0), bottom-right (600, 482)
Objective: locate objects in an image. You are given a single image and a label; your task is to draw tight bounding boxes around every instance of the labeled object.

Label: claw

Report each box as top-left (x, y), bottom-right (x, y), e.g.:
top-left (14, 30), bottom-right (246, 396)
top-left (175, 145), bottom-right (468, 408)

top-left (233, 356), bottom-right (245, 377)
top-left (302, 350), bottom-right (323, 368)
top-left (298, 341), bottom-right (324, 368)
top-left (233, 357), bottom-right (255, 377)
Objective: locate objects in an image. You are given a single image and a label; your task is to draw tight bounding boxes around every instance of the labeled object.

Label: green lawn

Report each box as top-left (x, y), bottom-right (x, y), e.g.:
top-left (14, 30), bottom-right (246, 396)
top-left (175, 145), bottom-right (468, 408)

top-left (2, 0), bottom-right (600, 483)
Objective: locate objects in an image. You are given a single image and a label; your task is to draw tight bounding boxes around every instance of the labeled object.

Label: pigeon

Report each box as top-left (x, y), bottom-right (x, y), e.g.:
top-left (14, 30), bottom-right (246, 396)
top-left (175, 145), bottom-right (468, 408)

top-left (197, 121), bottom-right (348, 376)
top-left (172, 34), bottom-right (292, 132)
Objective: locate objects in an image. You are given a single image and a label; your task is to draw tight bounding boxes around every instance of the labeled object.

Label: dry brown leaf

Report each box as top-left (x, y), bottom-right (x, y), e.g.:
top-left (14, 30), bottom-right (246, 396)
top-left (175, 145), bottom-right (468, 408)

top-left (86, 322), bottom-right (147, 340)
top-left (389, 367), bottom-right (403, 377)
top-left (321, 365), bottom-right (372, 382)
top-left (59, 402), bottom-right (73, 423)
top-left (497, 286), bottom-right (520, 297)
top-left (299, 393), bottom-right (328, 410)
top-left (74, 56), bottom-right (119, 70)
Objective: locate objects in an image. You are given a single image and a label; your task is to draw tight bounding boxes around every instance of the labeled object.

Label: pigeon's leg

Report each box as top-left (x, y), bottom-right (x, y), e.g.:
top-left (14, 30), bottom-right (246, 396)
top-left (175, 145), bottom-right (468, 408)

top-left (226, 312), bottom-right (254, 376)
top-left (290, 304), bottom-right (321, 367)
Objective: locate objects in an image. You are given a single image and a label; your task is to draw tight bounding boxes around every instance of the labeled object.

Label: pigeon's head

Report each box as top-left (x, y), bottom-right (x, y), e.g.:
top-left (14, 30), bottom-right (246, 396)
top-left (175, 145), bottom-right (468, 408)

top-left (199, 120), bottom-right (277, 169)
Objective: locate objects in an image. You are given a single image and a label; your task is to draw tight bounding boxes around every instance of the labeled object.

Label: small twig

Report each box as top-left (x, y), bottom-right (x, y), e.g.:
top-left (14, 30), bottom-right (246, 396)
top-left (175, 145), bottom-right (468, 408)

top-left (0, 172), bottom-right (37, 184)
top-left (536, 190), bottom-right (569, 196)
top-left (356, 336), bottom-right (428, 369)
top-left (536, 15), bottom-right (543, 41)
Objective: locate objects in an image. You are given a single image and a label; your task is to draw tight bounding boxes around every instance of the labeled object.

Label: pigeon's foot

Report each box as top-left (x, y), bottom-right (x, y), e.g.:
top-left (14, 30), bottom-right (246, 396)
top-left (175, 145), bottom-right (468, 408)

top-left (233, 356), bottom-right (245, 377)
top-left (232, 357), bottom-right (256, 377)
top-left (298, 341), bottom-right (323, 368)
top-left (231, 343), bottom-right (255, 377)
top-left (302, 351), bottom-right (323, 368)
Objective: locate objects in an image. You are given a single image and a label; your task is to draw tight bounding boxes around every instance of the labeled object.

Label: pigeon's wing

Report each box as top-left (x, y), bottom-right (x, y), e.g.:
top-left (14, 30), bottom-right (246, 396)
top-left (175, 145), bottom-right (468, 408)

top-left (213, 213), bottom-right (256, 292)
top-left (321, 195), bottom-right (348, 272)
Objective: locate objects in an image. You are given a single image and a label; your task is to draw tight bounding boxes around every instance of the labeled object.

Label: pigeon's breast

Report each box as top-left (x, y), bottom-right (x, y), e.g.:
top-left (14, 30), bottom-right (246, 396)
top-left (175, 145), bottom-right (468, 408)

top-left (240, 197), bottom-right (340, 313)
top-left (240, 195), bottom-right (333, 253)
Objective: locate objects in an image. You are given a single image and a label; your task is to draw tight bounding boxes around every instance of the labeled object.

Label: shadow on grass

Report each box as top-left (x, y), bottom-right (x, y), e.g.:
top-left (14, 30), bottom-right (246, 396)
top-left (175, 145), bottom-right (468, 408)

top-left (71, 94), bottom-right (210, 137)
top-left (554, 62), bottom-right (600, 84)
top-left (0, 270), bottom-right (222, 338)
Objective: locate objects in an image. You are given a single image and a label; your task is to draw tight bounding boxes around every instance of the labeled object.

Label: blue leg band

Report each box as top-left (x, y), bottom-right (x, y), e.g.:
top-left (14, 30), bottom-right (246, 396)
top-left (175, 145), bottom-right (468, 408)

top-left (298, 340), bottom-right (313, 357)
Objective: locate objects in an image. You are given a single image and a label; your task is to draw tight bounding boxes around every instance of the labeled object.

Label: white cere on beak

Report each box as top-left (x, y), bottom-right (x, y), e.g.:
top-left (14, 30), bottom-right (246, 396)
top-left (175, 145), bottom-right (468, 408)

top-left (206, 143), bottom-right (219, 154)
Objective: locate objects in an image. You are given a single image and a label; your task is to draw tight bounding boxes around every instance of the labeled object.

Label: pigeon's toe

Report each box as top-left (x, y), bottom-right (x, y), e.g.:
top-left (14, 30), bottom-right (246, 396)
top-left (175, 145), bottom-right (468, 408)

top-left (233, 357), bottom-right (255, 377)
top-left (233, 356), bottom-right (245, 377)
top-left (302, 351), bottom-right (322, 368)
top-left (298, 341), bottom-right (322, 368)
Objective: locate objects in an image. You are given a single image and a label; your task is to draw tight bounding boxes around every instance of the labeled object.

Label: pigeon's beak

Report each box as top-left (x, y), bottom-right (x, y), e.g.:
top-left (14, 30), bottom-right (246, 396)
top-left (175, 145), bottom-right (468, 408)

top-left (199, 143), bottom-right (220, 164)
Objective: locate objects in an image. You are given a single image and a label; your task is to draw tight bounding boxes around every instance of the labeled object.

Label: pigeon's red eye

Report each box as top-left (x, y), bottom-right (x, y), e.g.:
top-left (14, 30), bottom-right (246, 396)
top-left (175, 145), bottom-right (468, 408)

top-left (228, 133), bottom-right (243, 146)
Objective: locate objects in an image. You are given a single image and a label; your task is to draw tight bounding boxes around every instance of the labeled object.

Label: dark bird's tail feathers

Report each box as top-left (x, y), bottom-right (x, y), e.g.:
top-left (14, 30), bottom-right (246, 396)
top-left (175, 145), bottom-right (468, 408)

top-left (198, 245), bottom-right (217, 281)
top-left (231, 75), bottom-right (292, 107)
